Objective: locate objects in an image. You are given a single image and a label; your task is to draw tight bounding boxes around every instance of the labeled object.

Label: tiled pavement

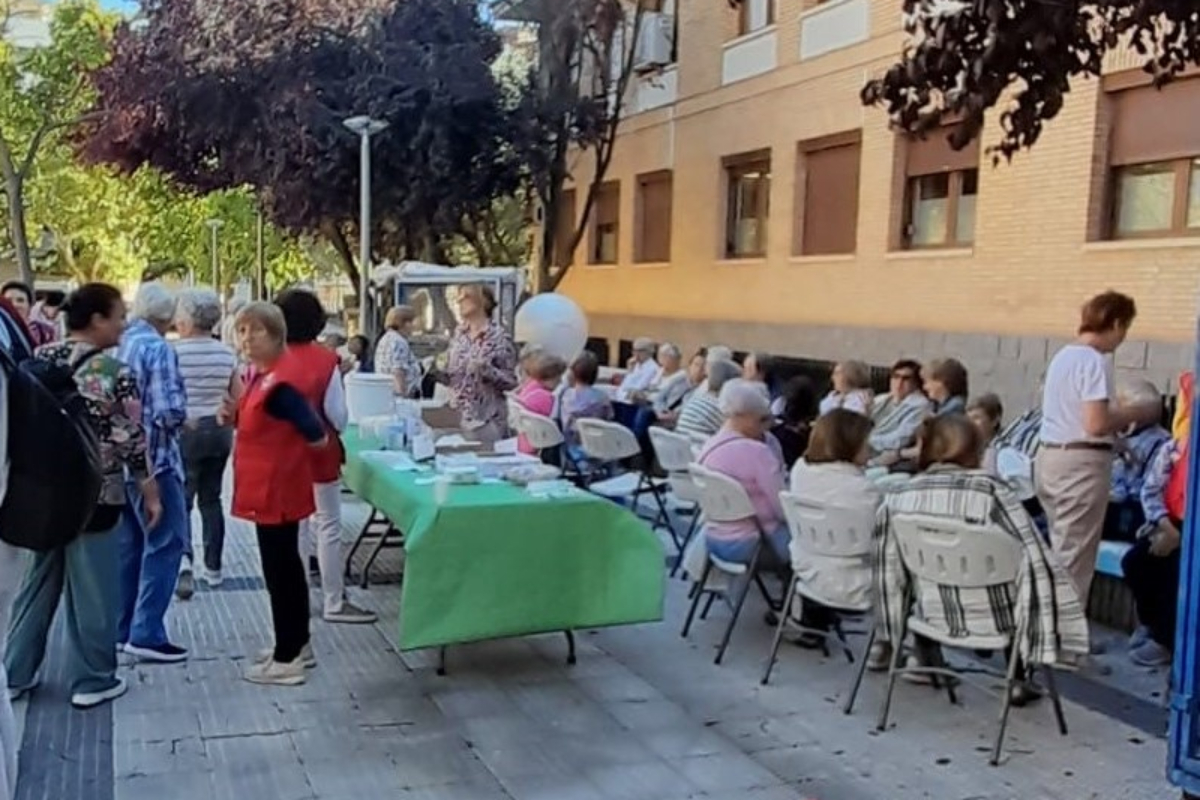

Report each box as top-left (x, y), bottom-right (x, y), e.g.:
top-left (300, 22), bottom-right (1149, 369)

top-left (12, 492), bottom-right (1180, 800)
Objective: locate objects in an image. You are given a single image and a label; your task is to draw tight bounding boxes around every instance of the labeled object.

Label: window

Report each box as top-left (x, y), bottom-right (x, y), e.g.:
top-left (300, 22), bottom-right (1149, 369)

top-left (554, 189), bottom-right (576, 267)
top-left (590, 182), bottom-right (620, 264)
top-left (635, 171), bottom-right (673, 263)
top-left (738, 0), bottom-right (774, 35)
top-left (797, 133), bottom-right (861, 255)
top-left (724, 152), bottom-right (771, 258)
top-left (1108, 78), bottom-right (1200, 239)
top-left (902, 132), bottom-right (979, 248)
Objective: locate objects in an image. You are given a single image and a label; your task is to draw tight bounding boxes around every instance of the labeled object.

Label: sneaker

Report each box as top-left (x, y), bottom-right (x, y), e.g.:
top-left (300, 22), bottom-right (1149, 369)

top-left (254, 642), bottom-right (317, 669)
top-left (1007, 680), bottom-right (1043, 708)
top-left (7, 680), bottom-right (37, 701)
top-left (323, 602), bottom-right (377, 625)
top-left (867, 641), bottom-right (892, 672)
top-left (1129, 625), bottom-right (1152, 651)
top-left (244, 658), bottom-right (307, 686)
top-left (201, 568), bottom-right (223, 588)
top-left (1130, 639), bottom-right (1173, 667)
top-left (176, 557), bottom-right (195, 601)
top-left (71, 678), bottom-right (128, 710)
top-left (124, 642), bottom-right (189, 663)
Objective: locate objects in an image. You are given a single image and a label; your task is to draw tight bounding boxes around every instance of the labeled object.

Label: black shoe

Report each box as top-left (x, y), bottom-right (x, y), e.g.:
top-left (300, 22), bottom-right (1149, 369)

top-left (792, 633), bottom-right (825, 650)
top-left (124, 642), bottom-right (189, 663)
top-left (1008, 681), bottom-right (1043, 707)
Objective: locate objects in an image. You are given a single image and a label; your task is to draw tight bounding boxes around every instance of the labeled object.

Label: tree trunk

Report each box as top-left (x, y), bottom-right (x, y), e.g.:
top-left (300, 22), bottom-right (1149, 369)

top-left (4, 173), bottom-right (33, 285)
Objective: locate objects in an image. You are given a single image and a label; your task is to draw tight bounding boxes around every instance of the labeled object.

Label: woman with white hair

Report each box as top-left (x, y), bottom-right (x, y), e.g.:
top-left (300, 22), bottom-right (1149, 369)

top-left (173, 289), bottom-right (241, 596)
top-left (695, 379), bottom-right (790, 565)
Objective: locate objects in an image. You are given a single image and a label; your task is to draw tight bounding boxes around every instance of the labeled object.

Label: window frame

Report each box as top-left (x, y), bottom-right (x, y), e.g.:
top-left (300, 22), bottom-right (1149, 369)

top-left (738, 0), bottom-right (775, 36)
top-left (723, 152), bottom-right (772, 259)
top-left (902, 168), bottom-right (978, 250)
top-left (634, 170), bottom-right (674, 264)
top-left (589, 181), bottom-right (621, 265)
top-left (1109, 157), bottom-right (1200, 240)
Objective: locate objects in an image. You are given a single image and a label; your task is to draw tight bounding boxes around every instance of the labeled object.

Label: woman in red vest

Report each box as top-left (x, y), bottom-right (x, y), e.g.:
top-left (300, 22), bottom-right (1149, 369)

top-left (273, 290), bottom-right (376, 625)
top-left (223, 302), bottom-right (327, 686)
top-left (1122, 370), bottom-right (1192, 667)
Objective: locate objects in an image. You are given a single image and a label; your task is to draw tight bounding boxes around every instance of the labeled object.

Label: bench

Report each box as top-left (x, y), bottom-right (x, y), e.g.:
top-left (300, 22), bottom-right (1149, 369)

top-left (1092, 541), bottom-right (1136, 632)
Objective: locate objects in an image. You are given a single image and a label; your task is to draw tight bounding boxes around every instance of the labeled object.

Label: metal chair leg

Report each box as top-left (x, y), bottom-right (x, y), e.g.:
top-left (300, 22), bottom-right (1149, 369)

top-left (681, 561), bottom-right (711, 638)
top-left (670, 513), bottom-right (700, 579)
top-left (761, 574), bottom-right (798, 685)
top-left (700, 593), bottom-right (717, 620)
top-left (990, 644), bottom-right (1023, 766)
top-left (1042, 665), bottom-right (1069, 736)
top-left (715, 564), bottom-right (756, 665)
top-left (563, 630), bottom-right (577, 665)
top-left (436, 646), bottom-right (448, 677)
top-left (876, 623), bottom-right (907, 732)
top-left (833, 618), bottom-right (854, 664)
top-left (844, 627), bottom-right (876, 715)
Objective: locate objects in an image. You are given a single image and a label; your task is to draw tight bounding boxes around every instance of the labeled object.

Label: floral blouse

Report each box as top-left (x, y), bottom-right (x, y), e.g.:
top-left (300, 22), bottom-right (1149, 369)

top-left (374, 329), bottom-right (422, 397)
top-left (37, 340), bottom-right (149, 506)
top-left (446, 321), bottom-right (518, 429)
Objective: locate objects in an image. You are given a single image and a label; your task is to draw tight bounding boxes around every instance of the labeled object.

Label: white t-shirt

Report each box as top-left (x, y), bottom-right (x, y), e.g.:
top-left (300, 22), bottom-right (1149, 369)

top-left (1039, 343), bottom-right (1114, 444)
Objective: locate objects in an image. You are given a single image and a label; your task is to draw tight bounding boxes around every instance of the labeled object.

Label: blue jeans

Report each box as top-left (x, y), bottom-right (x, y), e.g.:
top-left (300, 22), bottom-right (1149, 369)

top-left (706, 524), bottom-right (790, 566)
top-left (180, 418), bottom-right (233, 570)
top-left (118, 473), bottom-right (187, 648)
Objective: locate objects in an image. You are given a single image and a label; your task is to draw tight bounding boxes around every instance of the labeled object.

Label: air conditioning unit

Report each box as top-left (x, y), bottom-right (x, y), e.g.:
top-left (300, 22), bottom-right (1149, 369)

top-left (634, 12), bottom-right (674, 73)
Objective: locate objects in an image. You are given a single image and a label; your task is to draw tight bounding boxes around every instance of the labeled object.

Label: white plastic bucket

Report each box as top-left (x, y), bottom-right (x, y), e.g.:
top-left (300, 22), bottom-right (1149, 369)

top-left (345, 374), bottom-right (395, 424)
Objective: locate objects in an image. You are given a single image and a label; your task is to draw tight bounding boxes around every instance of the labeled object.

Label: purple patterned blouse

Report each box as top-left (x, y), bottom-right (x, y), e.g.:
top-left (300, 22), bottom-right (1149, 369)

top-left (446, 321), bottom-right (518, 429)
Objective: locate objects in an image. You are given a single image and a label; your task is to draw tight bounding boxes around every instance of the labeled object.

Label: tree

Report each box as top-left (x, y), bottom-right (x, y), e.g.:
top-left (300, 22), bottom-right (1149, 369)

top-left (497, 0), bottom-right (649, 292)
top-left (0, 0), bottom-right (115, 284)
top-left (82, 0), bottom-right (520, 290)
top-left (725, 0), bottom-right (1200, 158)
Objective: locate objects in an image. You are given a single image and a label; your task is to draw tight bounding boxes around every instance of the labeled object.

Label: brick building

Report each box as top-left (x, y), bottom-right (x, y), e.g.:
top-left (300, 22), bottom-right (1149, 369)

top-left (557, 0), bottom-right (1200, 413)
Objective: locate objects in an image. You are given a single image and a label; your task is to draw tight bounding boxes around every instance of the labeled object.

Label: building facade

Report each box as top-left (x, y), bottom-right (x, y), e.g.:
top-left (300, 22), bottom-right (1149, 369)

top-left (558, 0), bottom-right (1200, 412)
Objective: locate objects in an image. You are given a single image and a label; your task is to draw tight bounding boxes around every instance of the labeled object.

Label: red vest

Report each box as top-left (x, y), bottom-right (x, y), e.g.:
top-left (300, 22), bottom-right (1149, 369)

top-left (231, 351), bottom-right (317, 525)
top-left (285, 342), bottom-right (346, 483)
top-left (1167, 438), bottom-right (1189, 523)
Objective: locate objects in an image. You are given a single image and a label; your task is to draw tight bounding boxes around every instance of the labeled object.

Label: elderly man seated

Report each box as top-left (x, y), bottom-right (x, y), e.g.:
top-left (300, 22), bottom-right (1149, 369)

top-left (868, 359), bottom-right (931, 466)
top-left (615, 337), bottom-right (660, 402)
top-left (873, 415), bottom-right (1088, 704)
top-left (1104, 379), bottom-right (1170, 542)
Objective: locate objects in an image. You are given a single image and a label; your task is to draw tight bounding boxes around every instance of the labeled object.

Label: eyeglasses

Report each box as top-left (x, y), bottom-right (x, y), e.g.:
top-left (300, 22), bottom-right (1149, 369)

top-left (892, 372), bottom-right (917, 382)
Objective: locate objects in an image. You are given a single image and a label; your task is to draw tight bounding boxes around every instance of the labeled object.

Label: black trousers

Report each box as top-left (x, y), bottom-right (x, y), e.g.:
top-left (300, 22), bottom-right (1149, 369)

top-left (1122, 534), bottom-right (1182, 649)
top-left (256, 522), bottom-right (310, 663)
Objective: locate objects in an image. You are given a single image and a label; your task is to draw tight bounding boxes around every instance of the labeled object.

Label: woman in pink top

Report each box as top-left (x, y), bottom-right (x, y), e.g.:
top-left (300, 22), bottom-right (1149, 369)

top-left (697, 379), bottom-right (790, 564)
top-left (515, 353), bottom-right (567, 454)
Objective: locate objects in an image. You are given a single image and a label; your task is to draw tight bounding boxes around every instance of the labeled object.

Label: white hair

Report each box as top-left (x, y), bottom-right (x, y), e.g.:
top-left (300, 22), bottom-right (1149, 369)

top-left (132, 282), bottom-right (177, 324)
top-left (718, 378), bottom-right (772, 418)
top-left (1119, 378), bottom-right (1161, 407)
top-left (658, 342), bottom-right (681, 360)
top-left (707, 360), bottom-right (745, 397)
top-left (175, 288), bottom-right (223, 333)
top-left (706, 345), bottom-right (733, 365)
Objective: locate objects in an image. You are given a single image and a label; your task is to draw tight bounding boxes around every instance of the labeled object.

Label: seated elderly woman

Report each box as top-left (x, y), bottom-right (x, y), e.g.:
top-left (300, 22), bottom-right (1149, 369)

top-left (873, 415), bottom-right (1089, 704)
top-left (1104, 379), bottom-right (1170, 542)
top-left (695, 379), bottom-right (790, 566)
top-left (967, 393), bottom-right (1004, 476)
top-left (676, 359), bottom-right (743, 442)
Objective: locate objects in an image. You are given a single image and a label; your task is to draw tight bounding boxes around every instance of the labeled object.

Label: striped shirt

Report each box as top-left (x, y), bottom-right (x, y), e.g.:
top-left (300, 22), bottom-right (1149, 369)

top-left (174, 336), bottom-right (237, 419)
top-left (676, 391), bottom-right (724, 440)
top-left (875, 466), bottom-right (1089, 666)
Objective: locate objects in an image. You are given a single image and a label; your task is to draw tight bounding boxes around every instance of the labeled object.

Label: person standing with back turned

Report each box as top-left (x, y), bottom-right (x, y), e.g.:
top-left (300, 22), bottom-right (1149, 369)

top-left (1036, 291), bottom-right (1161, 612)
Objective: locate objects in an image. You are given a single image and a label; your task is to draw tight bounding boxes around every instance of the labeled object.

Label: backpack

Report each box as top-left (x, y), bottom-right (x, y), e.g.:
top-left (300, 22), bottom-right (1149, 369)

top-left (0, 328), bottom-right (105, 552)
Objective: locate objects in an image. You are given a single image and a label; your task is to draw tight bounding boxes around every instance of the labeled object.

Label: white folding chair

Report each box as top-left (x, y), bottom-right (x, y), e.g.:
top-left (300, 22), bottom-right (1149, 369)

top-left (505, 392), bottom-right (523, 431)
top-left (878, 512), bottom-right (1069, 766)
top-left (762, 493), bottom-right (878, 714)
top-left (516, 409), bottom-right (564, 451)
top-left (649, 427), bottom-right (703, 572)
top-left (576, 418), bottom-right (670, 530)
top-left (681, 464), bottom-right (780, 665)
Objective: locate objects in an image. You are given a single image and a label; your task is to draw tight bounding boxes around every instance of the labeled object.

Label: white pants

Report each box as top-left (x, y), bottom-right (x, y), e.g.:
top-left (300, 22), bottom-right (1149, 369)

top-left (300, 482), bottom-right (347, 617)
top-left (0, 542), bottom-right (25, 800)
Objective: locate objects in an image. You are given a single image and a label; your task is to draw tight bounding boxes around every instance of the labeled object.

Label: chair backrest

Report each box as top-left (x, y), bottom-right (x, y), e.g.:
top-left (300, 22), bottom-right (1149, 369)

top-left (505, 392), bottom-right (522, 429)
top-left (649, 427), bottom-right (696, 473)
top-left (576, 418), bottom-right (641, 461)
top-left (888, 511), bottom-right (1022, 590)
top-left (780, 492), bottom-right (876, 559)
top-left (688, 463), bottom-right (757, 524)
top-left (518, 410), bottom-right (564, 450)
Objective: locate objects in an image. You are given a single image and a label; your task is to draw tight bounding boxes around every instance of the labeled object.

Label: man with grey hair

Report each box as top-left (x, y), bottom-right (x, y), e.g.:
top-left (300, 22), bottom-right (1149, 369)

top-left (676, 358), bottom-right (742, 441)
top-left (615, 337), bottom-right (659, 403)
top-left (117, 282), bottom-right (190, 663)
top-left (1105, 378), bottom-right (1170, 542)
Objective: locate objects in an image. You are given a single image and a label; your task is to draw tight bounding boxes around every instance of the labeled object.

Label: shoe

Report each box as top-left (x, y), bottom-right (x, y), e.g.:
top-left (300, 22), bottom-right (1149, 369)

top-left (323, 602), bottom-right (377, 625)
top-left (7, 680), bottom-right (37, 701)
top-left (1007, 680), bottom-right (1043, 708)
top-left (790, 632), bottom-right (825, 650)
top-left (901, 655), bottom-right (960, 687)
top-left (867, 641), bottom-right (892, 672)
top-left (254, 642), bottom-right (317, 669)
top-left (202, 568), bottom-right (223, 588)
top-left (1129, 625), bottom-right (1152, 651)
top-left (176, 557), bottom-right (195, 601)
top-left (244, 658), bottom-right (307, 686)
top-left (71, 678), bottom-right (128, 710)
top-left (1130, 640), bottom-right (1173, 667)
top-left (115, 642), bottom-right (126, 655)
top-left (124, 642), bottom-right (189, 663)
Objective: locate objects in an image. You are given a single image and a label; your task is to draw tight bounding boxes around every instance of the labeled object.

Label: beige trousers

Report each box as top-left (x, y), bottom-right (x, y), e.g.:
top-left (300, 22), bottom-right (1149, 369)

top-left (1035, 447), bottom-right (1113, 609)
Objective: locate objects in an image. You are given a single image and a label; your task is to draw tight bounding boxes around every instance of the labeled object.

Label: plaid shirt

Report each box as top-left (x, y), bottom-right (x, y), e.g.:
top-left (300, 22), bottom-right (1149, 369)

top-left (117, 319), bottom-right (186, 481)
top-left (875, 467), bottom-right (1089, 666)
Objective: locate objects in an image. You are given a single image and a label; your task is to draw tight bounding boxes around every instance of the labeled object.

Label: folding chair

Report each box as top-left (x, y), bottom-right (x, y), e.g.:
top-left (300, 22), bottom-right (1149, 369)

top-left (681, 464), bottom-right (782, 665)
top-left (575, 418), bottom-right (671, 531)
top-left (649, 427), bottom-right (703, 575)
top-left (877, 512), bottom-right (1069, 766)
top-left (762, 493), bottom-right (877, 715)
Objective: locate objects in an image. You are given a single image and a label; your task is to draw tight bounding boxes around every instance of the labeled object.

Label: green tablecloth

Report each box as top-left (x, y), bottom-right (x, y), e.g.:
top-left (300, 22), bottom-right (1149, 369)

top-left (342, 429), bottom-right (665, 650)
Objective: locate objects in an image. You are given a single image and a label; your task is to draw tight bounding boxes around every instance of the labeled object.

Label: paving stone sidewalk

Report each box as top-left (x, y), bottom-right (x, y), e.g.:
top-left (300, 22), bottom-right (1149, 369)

top-left (13, 492), bottom-right (1178, 800)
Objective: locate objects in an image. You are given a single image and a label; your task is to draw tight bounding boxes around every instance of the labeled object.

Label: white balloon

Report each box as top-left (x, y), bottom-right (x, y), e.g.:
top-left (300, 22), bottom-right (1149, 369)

top-left (514, 293), bottom-right (589, 362)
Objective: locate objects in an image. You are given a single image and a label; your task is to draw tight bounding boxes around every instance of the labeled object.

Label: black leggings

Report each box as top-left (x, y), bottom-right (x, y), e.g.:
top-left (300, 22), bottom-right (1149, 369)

top-left (1122, 534), bottom-right (1182, 648)
top-left (256, 522), bottom-right (310, 663)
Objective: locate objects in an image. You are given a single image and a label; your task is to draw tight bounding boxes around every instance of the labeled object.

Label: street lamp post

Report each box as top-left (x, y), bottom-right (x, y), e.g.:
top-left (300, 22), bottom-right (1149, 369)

top-left (343, 115), bottom-right (389, 339)
top-left (205, 218), bottom-right (224, 291)
top-left (255, 210), bottom-right (265, 300)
